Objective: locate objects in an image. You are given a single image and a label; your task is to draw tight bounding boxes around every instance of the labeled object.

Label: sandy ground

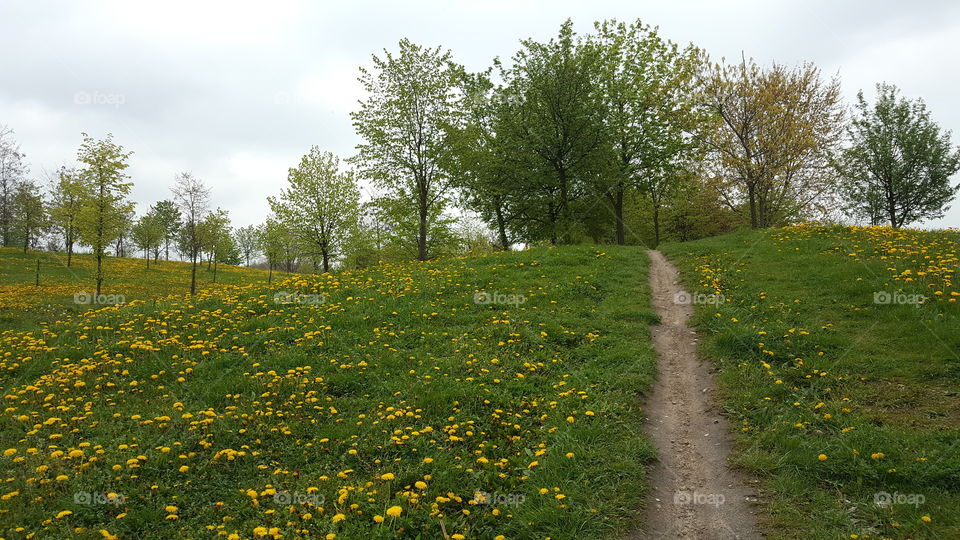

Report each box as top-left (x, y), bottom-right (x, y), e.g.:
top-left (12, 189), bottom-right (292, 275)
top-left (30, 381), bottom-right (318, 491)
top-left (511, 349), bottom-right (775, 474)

top-left (632, 250), bottom-right (763, 539)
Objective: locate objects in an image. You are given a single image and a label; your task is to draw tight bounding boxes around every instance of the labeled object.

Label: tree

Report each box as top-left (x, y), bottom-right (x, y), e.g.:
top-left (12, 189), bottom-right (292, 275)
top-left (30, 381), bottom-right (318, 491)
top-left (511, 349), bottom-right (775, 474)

top-left (47, 166), bottom-right (83, 266)
top-left (445, 69), bottom-right (521, 250)
top-left (130, 211), bottom-right (164, 268)
top-left (268, 147), bottom-right (360, 272)
top-left (591, 19), bottom-right (702, 245)
top-left (197, 208), bottom-right (232, 283)
top-left (699, 58), bottom-right (844, 228)
top-left (172, 172), bottom-right (210, 295)
top-left (838, 83), bottom-right (960, 228)
top-left (497, 19), bottom-right (607, 244)
top-left (151, 199), bottom-right (182, 260)
top-left (0, 125), bottom-right (27, 247)
top-left (11, 180), bottom-right (46, 253)
top-left (260, 217), bottom-right (298, 280)
top-left (75, 133), bottom-right (135, 296)
top-left (234, 224), bottom-right (260, 266)
top-left (351, 38), bottom-right (461, 261)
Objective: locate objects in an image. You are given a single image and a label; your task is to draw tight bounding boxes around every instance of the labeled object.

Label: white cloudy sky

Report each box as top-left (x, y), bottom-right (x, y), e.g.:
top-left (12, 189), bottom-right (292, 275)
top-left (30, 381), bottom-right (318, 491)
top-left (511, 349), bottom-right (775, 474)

top-left (2, 0), bottom-right (959, 229)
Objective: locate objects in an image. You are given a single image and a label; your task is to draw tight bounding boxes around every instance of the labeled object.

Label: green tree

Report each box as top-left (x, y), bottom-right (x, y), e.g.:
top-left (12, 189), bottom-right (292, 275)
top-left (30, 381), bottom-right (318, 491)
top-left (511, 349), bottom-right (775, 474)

top-left (75, 133), bottom-right (135, 296)
top-left (351, 38), bottom-right (461, 260)
top-left (130, 211), bottom-right (164, 268)
top-left (838, 83), bottom-right (960, 228)
top-left (445, 69), bottom-right (521, 250)
top-left (700, 58), bottom-right (844, 228)
top-left (151, 199), bottom-right (182, 260)
top-left (497, 19), bottom-right (606, 244)
top-left (260, 218), bottom-right (298, 280)
top-left (268, 147), bottom-right (360, 272)
top-left (172, 172), bottom-right (210, 295)
top-left (11, 180), bottom-right (46, 253)
top-left (234, 224), bottom-right (260, 266)
top-left (591, 19), bottom-right (702, 245)
top-left (47, 166), bottom-right (83, 266)
top-left (197, 208), bottom-right (232, 282)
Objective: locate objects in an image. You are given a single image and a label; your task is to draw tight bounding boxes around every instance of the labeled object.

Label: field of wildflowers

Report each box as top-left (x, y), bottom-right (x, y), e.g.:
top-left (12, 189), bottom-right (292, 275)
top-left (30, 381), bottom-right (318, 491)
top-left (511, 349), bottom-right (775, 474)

top-left (0, 246), bottom-right (657, 539)
top-left (662, 224), bottom-right (960, 539)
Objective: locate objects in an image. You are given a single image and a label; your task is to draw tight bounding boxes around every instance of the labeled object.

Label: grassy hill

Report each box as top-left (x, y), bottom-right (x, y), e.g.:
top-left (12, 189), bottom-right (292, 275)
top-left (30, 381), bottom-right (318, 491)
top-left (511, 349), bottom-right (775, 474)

top-left (662, 224), bottom-right (960, 539)
top-left (0, 248), bottom-right (273, 330)
top-left (0, 246), bottom-right (657, 539)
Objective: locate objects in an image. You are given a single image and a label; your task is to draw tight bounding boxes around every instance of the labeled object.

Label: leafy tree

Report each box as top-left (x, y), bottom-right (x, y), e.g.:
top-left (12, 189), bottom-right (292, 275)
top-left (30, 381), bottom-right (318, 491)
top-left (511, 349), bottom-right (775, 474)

top-left (838, 83), bottom-right (960, 228)
top-left (75, 133), bottom-right (135, 296)
top-left (699, 58), bottom-right (844, 228)
top-left (130, 211), bottom-right (164, 268)
top-left (591, 19), bottom-right (702, 245)
top-left (11, 180), bottom-right (46, 253)
top-left (172, 172), bottom-right (210, 295)
top-left (47, 166), bottom-right (83, 266)
top-left (0, 125), bottom-right (27, 247)
top-left (197, 208), bottom-right (232, 282)
top-left (151, 199), bottom-right (182, 260)
top-left (268, 147), bottom-right (360, 272)
top-left (351, 38), bottom-right (461, 260)
top-left (234, 224), bottom-right (260, 266)
top-left (260, 217), bottom-right (298, 279)
top-left (497, 19), bottom-right (606, 244)
top-left (445, 69), bottom-right (521, 250)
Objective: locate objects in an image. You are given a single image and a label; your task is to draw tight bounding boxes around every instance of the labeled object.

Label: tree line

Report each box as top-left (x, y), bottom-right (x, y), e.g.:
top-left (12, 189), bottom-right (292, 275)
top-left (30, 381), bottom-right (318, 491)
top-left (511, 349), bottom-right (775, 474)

top-left (2, 18), bottom-right (958, 292)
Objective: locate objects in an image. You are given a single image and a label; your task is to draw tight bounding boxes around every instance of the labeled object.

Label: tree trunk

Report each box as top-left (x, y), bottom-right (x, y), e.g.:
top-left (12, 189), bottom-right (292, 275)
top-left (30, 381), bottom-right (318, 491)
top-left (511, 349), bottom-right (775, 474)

top-left (748, 182), bottom-right (758, 229)
top-left (494, 203), bottom-right (510, 251)
top-left (190, 253), bottom-right (198, 295)
top-left (417, 182), bottom-right (429, 261)
top-left (653, 204), bottom-right (661, 247)
top-left (213, 259), bottom-right (218, 283)
top-left (613, 183), bottom-right (625, 245)
top-left (321, 246), bottom-right (330, 273)
top-left (268, 263), bottom-right (273, 285)
top-left (145, 247), bottom-right (150, 269)
top-left (95, 251), bottom-right (103, 296)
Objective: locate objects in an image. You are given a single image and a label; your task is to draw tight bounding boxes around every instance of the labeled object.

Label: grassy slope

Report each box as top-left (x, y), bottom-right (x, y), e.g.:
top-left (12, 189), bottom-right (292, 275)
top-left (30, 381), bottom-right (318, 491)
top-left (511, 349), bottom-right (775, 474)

top-left (0, 246), bottom-right (657, 539)
top-left (0, 247), bottom-right (273, 330)
top-left (661, 225), bottom-right (960, 539)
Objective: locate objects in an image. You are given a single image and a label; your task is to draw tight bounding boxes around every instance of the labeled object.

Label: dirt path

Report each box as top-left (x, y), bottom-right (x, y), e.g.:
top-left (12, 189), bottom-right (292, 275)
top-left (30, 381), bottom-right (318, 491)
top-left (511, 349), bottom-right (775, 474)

top-left (634, 250), bottom-right (762, 539)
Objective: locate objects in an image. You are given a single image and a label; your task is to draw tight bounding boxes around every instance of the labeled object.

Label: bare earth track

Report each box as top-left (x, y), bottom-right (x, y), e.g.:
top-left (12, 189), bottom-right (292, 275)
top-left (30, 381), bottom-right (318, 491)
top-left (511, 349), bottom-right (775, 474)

top-left (634, 251), bottom-right (762, 539)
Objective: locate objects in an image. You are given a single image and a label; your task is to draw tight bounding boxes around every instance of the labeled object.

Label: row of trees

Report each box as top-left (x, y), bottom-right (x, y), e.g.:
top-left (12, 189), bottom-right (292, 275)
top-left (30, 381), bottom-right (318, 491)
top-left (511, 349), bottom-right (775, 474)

top-left (342, 18), bottom-right (959, 257)
top-left (3, 18), bottom-right (958, 290)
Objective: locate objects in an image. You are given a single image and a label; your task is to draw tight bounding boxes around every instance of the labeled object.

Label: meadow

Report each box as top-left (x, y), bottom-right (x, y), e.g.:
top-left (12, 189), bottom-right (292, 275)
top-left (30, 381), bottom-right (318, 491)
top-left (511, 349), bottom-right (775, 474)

top-left (0, 248), bottom-right (273, 331)
top-left (662, 224), bottom-right (960, 539)
top-left (0, 246), bottom-right (657, 539)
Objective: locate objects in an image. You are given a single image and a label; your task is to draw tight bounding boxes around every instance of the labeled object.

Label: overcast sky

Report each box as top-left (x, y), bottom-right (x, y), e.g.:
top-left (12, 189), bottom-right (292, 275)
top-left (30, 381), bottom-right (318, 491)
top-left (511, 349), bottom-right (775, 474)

top-left (2, 0), bottom-right (959, 229)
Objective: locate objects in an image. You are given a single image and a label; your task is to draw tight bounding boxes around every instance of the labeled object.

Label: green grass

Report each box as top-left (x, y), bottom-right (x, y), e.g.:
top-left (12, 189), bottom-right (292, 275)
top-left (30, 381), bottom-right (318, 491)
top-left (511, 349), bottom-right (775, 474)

top-left (661, 224), bottom-right (960, 539)
top-left (0, 247), bottom-right (274, 330)
top-left (0, 245), bottom-right (657, 539)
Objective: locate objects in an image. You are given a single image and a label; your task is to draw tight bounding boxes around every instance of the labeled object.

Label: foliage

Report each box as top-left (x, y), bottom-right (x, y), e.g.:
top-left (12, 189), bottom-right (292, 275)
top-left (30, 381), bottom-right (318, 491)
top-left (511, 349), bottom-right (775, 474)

top-left (838, 83), bottom-right (960, 228)
top-left (74, 133), bottom-right (135, 295)
top-left (351, 39), bottom-right (461, 260)
top-left (268, 148), bottom-right (360, 272)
